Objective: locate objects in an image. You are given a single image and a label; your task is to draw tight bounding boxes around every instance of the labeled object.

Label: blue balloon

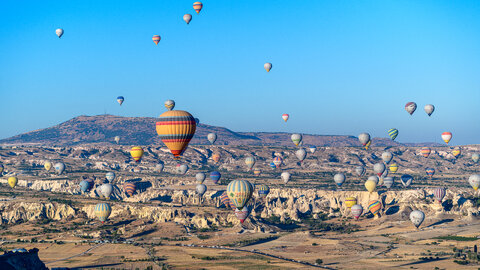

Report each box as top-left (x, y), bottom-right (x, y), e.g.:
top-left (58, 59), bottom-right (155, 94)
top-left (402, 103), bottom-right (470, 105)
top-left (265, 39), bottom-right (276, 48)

top-left (210, 171), bottom-right (221, 184)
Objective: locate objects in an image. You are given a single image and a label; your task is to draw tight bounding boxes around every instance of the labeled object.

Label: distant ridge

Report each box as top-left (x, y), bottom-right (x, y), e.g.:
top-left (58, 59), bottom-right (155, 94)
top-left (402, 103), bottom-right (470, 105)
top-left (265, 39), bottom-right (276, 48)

top-left (0, 115), bottom-right (442, 147)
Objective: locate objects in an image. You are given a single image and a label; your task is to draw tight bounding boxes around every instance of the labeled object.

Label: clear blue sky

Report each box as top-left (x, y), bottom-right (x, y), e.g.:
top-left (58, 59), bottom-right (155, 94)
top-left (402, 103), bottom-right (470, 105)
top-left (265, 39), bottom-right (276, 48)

top-left (1, 0), bottom-right (479, 145)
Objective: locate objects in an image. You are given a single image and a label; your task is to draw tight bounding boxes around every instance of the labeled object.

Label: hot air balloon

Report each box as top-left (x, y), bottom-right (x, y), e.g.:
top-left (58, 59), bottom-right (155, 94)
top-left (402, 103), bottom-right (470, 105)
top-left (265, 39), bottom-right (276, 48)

top-left (100, 183), bottom-right (113, 199)
top-left (177, 164), bottom-right (188, 175)
top-left (368, 200), bottom-right (382, 217)
top-left (54, 162), bottom-right (65, 175)
top-left (334, 173), bottom-right (345, 187)
top-left (424, 104), bottom-right (435, 116)
top-left (365, 180), bottom-right (376, 193)
top-left (80, 179), bottom-right (94, 193)
top-left (55, 28), bottom-right (64, 38)
top-left (245, 156), bottom-right (255, 171)
top-left (355, 166), bottom-right (365, 176)
top-left (345, 197), bottom-right (357, 208)
top-left (433, 187), bottom-right (446, 203)
top-left (196, 184), bottom-right (207, 196)
top-left (220, 191), bottom-right (232, 208)
top-left (373, 163), bottom-right (386, 177)
top-left (161, 100), bottom-right (175, 112)
top-left (207, 133), bottom-right (217, 144)
top-left (419, 147), bottom-right (431, 158)
top-left (156, 110), bottom-right (196, 159)
top-left (389, 163), bottom-right (398, 173)
top-left (400, 174), bottom-right (413, 188)
top-left (358, 133), bottom-right (370, 147)
top-left (130, 147), bottom-right (144, 162)
top-left (388, 128), bottom-right (398, 141)
top-left (210, 171), bottom-right (221, 184)
top-left (383, 177), bottom-right (394, 188)
top-left (195, 118), bottom-right (200, 125)
top-left (212, 153), bottom-right (221, 163)
top-left (253, 169), bottom-right (261, 176)
top-left (235, 206), bottom-right (250, 224)
top-left (368, 175), bottom-right (379, 185)
top-left (409, 210), bottom-right (425, 228)
top-left (309, 146), bottom-right (317, 154)
top-left (282, 114), bottom-right (289, 122)
top-left (264, 62), bottom-right (272, 72)
top-left (183, 14), bottom-right (192, 24)
top-left (472, 153), bottom-right (479, 163)
top-left (269, 162), bottom-right (276, 169)
top-left (156, 163), bottom-right (164, 172)
top-left (452, 147), bottom-right (461, 159)
top-left (196, 173), bottom-right (206, 184)
top-left (44, 161), bottom-right (52, 171)
top-left (258, 184), bottom-right (270, 198)
top-left (364, 140), bottom-right (371, 150)
top-left (152, 35), bottom-right (161, 45)
top-left (468, 174), bottom-right (480, 191)
top-left (441, 132), bottom-right (452, 144)
top-left (273, 157), bottom-right (283, 168)
top-left (106, 172), bottom-right (115, 182)
top-left (405, 102), bottom-right (417, 115)
top-left (193, 1), bottom-right (203, 13)
top-left (295, 148), bottom-right (307, 162)
top-left (351, 204), bottom-right (363, 220)
top-left (425, 168), bottom-right (435, 178)
top-left (0, 164), bottom-right (3, 174)
top-left (114, 136), bottom-right (120, 144)
top-left (291, 134), bottom-right (302, 146)
top-left (94, 203), bottom-right (112, 224)
top-left (117, 96), bottom-right (124, 106)
top-left (226, 180), bottom-right (253, 210)
top-left (8, 177), bottom-right (17, 188)
top-left (281, 172), bottom-right (291, 184)
top-left (124, 182), bottom-right (136, 197)
top-left (382, 152), bottom-right (393, 164)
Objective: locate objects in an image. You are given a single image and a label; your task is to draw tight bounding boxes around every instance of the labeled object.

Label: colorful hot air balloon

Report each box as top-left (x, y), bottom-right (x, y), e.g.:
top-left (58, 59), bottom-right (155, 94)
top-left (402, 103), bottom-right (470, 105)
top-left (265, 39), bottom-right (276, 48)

top-left (364, 140), bottom-right (371, 150)
top-left (441, 132), bottom-right (452, 144)
top-left (388, 128), bottom-right (398, 141)
top-left (44, 161), bottom-right (52, 171)
top-left (405, 102), bottom-right (417, 115)
top-left (345, 197), bottom-right (357, 208)
top-left (207, 133), bottom-right (217, 144)
top-left (220, 191), bottom-right (232, 208)
top-left (358, 133), bottom-right (370, 147)
top-left (100, 183), bottom-right (113, 199)
top-left (235, 206), bottom-right (250, 224)
top-left (365, 180), bottom-right (376, 194)
top-left (130, 147), bottom-right (144, 162)
top-left (383, 177), bottom-right (394, 188)
top-left (117, 96), bottom-right (124, 106)
top-left (381, 152), bottom-right (393, 164)
top-left (355, 166), bottom-right (365, 176)
top-left (281, 172), bottom-right (291, 184)
top-left (8, 177), bottom-right (17, 188)
top-left (373, 163), bottom-right (386, 177)
top-left (351, 204), bottom-right (363, 220)
top-left (54, 162), bottom-right (65, 175)
top-left (389, 163), bottom-right (398, 173)
top-left (409, 210), bottom-right (425, 228)
top-left (291, 134), bottom-right (302, 146)
top-left (124, 182), bottom-right (136, 197)
top-left (253, 169), bottom-right (261, 176)
top-left (368, 200), bottom-right (382, 217)
top-left (309, 146), bottom-right (317, 154)
top-left (164, 100), bottom-right (175, 111)
top-left (295, 148), bottom-right (307, 162)
top-left (152, 35), bottom-right (161, 45)
top-left (245, 156), bottom-right (255, 171)
top-left (258, 184), bottom-right (270, 198)
top-left (400, 174), bottom-right (413, 188)
top-left (193, 1), bottom-right (203, 13)
top-left (472, 153), bottom-right (479, 163)
top-left (80, 179), bottom-right (94, 193)
top-left (114, 136), bottom-right (120, 144)
top-left (210, 171), bottom-right (221, 184)
top-left (94, 203), bottom-right (112, 224)
top-left (212, 153), bottom-right (221, 163)
top-left (425, 168), bottom-right (435, 178)
top-left (226, 180), bottom-right (253, 210)
top-left (183, 14), bottom-right (192, 24)
top-left (334, 173), bottom-right (345, 187)
top-left (196, 173), bottom-right (206, 184)
top-left (424, 104), bottom-right (435, 116)
top-left (273, 157), bottom-right (283, 168)
top-left (55, 28), bottom-right (64, 38)
top-left (196, 184), bottom-right (207, 196)
top-left (282, 114), bottom-right (289, 122)
top-left (433, 187), bottom-right (446, 203)
top-left (264, 62), bottom-right (272, 72)
top-left (468, 174), bottom-right (480, 191)
top-left (452, 147), bottom-right (461, 159)
top-left (420, 147), bottom-right (431, 158)
top-left (156, 110), bottom-right (196, 159)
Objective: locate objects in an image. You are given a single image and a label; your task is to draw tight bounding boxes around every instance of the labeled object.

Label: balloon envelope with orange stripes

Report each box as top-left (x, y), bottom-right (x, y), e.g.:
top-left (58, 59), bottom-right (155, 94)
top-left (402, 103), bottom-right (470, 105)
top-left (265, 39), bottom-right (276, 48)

top-left (156, 110), bottom-right (196, 159)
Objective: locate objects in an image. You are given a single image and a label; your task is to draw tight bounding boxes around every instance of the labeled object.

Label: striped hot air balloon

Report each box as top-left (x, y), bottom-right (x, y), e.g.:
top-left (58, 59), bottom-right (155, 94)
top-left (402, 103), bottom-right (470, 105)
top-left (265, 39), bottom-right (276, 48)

top-left (152, 35), bottom-right (161, 45)
top-left (420, 147), bottom-right (431, 158)
top-left (452, 147), bottom-right (461, 159)
top-left (235, 205), bottom-right (250, 223)
top-left (273, 157), bottom-right (283, 168)
top-left (220, 191), bottom-right (232, 208)
top-left (130, 146), bottom-right (144, 162)
top-left (94, 203), bottom-right (112, 224)
top-left (433, 187), bottom-right (446, 203)
top-left (193, 2), bottom-right (203, 13)
top-left (425, 168), bottom-right (435, 178)
top-left (253, 169), bottom-right (261, 176)
top-left (441, 132), bottom-right (452, 144)
top-left (226, 180), bottom-right (253, 210)
top-left (368, 200), bottom-right (382, 216)
top-left (257, 184), bottom-right (270, 198)
top-left (212, 153), bottom-right (221, 163)
top-left (245, 156), bottom-right (255, 171)
top-left (351, 204), bottom-right (363, 220)
top-left (345, 197), bottom-right (357, 208)
top-left (405, 102), bottom-right (417, 115)
top-left (124, 182), bottom-right (136, 197)
top-left (210, 171), bottom-right (221, 184)
top-left (388, 128), bottom-right (398, 141)
top-left (117, 96), bottom-right (124, 106)
top-left (389, 163), bottom-right (398, 173)
top-left (156, 110), bottom-right (196, 159)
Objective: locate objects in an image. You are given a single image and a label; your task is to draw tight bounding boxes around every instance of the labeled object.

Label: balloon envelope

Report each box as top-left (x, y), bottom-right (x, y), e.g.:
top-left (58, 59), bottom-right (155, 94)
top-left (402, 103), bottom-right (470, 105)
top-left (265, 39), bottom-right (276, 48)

top-left (389, 163), bottom-right (398, 173)
top-left (365, 180), bottom-right (376, 193)
top-left (55, 28), bottom-right (64, 38)
top-left (130, 147), bottom-right (144, 162)
top-left (355, 166), bottom-right (365, 176)
top-left (383, 177), bottom-right (394, 188)
top-left (152, 35), bottom-right (161, 45)
top-left (54, 162), bottom-right (65, 175)
top-left (8, 177), bottom-right (17, 188)
top-left (177, 164), bottom-right (188, 175)
top-left (433, 187), bottom-right (446, 202)
top-left (207, 133), bottom-right (217, 144)
top-left (100, 183), bottom-right (113, 198)
top-left (401, 174), bottom-right (413, 187)
top-left (295, 148), bottom-right (307, 162)
top-left (291, 134), bottom-right (302, 146)
top-left (245, 156), bottom-right (255, 171)
top-left (351, 204), bottom-right (363, 220)
top-left (193, 1), bottom-right (203, 13)
top-left (405, 102), bottom-right (417, 115)
top-left (220, 191), bottom-right (232, 208)
top-left (264, 62), bottom-right (272, 72)
top-left (114, 136), bottom-right (120, 144)
top-left (94, 203), bottom-right (112, 223)
top-left (282, 114), bottom-right (289, 122)
top-left (183, 14), bottom-right (192, 24)
top-left (420, 147), bottom-right (431, 158)
top-left (410, 210), bottom-right (425, 228)
top-left (373, 163), bottom-right (386, 177)
top-left (441, 132), bottom-right (452, 144)
top-left (381, 152), bottom-right (393, 164)
top-left (281, 172), bottom-right (291, 184)
top-left (164, 100), bottom-right (175, 111)
top-left (210, 171), bottom-right (221, 184)
top-left (388, 128), bottom-right (398, 140)
top-left (424, 104), bottom-right (435, 116)
top-left (472, 153), bottom-right (480, 163)
top-left (468, 174), bottom-right (480, 191)
top-left (345, 197), bottom-right (357, 208)
top-left (368, 200), bottom-right (382, 216)
top-left (425, 168), bottom-right (435, 178)
top-left (235, 205), bottom-right (250, 223)
top-left (309, 146), bottom-right (316, 154)
top-left (44, 161), bottom-right (52, 171)
top-left (358, 133), bottom-right (370, 146)
top-left (258, 184), bottom-right (270, 198)
top-left (196, 184), bottom-right (207, 196)
top-left (156, 110), bottom-right (196, 159)
top-left (452, 147), bottom-right (461, 159)
top-left (334, 173), bottom-right (345, 187)
top-left (124, 182), bottom-right (136, 196)
top-left (196, 173), bottom-right (206, 184)
top-left (273, 157), bottom-right (283, 168)
top-left (106, 172), bottom-right (115, 182)
top-left (117, 96), bottom-right (124, 105)
top-left (226, 180), bottom-right (253, 210)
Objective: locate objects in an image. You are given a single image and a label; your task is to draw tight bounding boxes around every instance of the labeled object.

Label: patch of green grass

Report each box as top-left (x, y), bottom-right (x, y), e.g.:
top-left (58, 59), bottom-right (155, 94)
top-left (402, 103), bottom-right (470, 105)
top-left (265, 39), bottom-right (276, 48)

top-left (434, 236), bottom-right (478, 241)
